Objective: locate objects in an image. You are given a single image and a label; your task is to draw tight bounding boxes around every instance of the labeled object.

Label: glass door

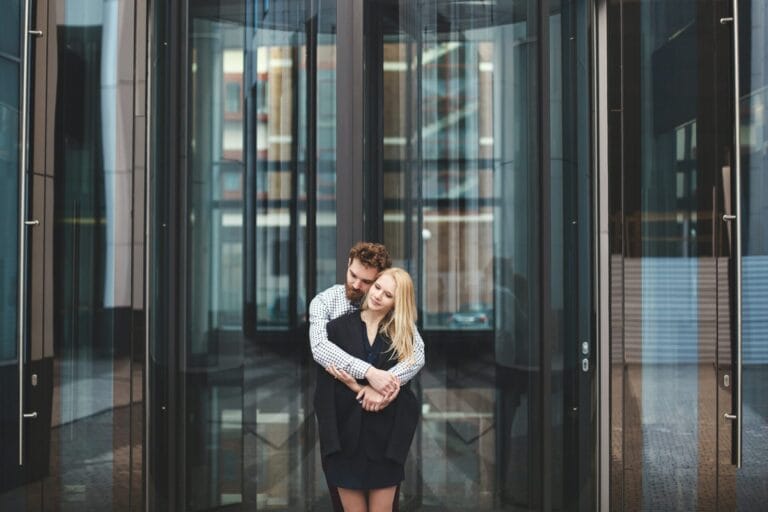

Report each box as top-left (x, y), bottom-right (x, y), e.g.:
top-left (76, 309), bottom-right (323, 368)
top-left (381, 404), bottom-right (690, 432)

top-left (0, 0), bottom-right (26, 507)
top-left (148, 0), bottom-right (340, 509)
top-left (366, 1), bottom-right (595, 510)
top-left (2, 0), bottom-right (147, 510)
top-left (735, 0), bottom-right (768, 507)
top-left (607, 0), bottom-right (768, 509)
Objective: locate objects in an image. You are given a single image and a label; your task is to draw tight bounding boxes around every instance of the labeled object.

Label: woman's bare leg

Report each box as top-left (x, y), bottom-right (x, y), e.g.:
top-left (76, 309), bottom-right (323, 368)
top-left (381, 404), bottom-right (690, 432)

top-left (368, 486), bottom-right (397, 512)
top-left (337, 487), bottom-right (368, 512)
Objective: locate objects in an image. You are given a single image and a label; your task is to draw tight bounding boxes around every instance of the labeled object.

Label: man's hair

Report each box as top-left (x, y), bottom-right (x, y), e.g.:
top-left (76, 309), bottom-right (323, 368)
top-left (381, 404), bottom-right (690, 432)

top-left (348, 242), bottom-right (392, 272)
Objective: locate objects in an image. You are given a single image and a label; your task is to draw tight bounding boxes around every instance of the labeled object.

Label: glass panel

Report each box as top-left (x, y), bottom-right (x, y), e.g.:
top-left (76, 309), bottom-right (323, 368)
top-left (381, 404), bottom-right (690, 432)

top-left (316, 0), bottom-right (337, 292)
top-left (376, 1), bottom-right (593, 509)
top-left (184, 8), bottom-right (247, 509)
top-left (548, 1), bottom-right (594, 509)
top-left (0, 25), bottom-right (21, 510)
top-left (173, 0), bottom-right (334, 509)
top-left (738, 0), bottom-right (768, 507)
top-left (0, 0), bottom-right (20, 57)
top-left (0, 58), bottom-right (20, 364)
top-left (610, 1), bottom-right (730, 510)
top-left (43, 0), bottom-right (141, 509)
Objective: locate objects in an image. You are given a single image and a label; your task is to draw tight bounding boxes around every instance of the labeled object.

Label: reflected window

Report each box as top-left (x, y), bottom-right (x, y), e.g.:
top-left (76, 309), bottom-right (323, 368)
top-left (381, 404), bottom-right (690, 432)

top-left (225, 82), bottom-right (242, 113)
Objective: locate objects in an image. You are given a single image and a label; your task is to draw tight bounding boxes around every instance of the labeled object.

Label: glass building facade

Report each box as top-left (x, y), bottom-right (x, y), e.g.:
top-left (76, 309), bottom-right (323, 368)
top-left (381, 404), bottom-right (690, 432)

top-left (0, 0), bottom-right (766, 511)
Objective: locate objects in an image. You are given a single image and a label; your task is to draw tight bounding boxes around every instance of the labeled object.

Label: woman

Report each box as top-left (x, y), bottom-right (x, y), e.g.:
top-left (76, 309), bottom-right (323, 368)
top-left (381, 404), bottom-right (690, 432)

top-left (314, 268), bottom-right (421, 512)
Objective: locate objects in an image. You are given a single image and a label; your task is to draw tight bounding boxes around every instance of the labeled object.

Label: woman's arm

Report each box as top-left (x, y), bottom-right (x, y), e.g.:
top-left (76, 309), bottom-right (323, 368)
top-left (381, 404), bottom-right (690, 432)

top-left (326, 366), bottom-right (386, 411)
top-left (325, 365), bottom-right (363, 393)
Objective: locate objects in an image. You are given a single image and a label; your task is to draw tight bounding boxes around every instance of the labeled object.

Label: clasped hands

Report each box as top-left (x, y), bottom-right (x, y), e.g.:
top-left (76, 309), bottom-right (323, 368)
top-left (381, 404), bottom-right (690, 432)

top-left (325, 365), bottom-right (400, 412)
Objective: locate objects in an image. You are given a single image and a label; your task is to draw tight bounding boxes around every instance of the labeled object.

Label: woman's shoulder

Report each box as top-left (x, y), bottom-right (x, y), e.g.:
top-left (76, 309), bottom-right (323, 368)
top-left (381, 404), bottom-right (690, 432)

top-left (327, 309), bottom-right (362, 329)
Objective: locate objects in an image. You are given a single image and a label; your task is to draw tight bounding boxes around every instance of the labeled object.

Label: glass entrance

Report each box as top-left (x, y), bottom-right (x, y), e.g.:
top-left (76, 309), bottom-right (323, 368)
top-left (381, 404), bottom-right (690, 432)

top-left (147, 0), bottom-right (596, 511)
top-left (150, 0), bottom-right (596, 510)
top-left (607, 0), bottom-right (768, 509)
top-left (365, 1), bottom-right (594, 509)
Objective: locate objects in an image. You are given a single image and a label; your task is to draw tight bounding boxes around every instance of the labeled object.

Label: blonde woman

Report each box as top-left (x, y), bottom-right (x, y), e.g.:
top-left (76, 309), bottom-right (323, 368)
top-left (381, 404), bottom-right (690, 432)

top-left (314, 268), bottom-right (421, 512)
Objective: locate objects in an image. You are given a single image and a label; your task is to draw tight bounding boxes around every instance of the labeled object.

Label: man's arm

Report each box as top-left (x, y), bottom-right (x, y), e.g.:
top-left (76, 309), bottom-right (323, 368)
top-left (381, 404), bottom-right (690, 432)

top-left (386, 325), bottom-right (426, 384)
top-left (308, 289), bottom-right (372, 379)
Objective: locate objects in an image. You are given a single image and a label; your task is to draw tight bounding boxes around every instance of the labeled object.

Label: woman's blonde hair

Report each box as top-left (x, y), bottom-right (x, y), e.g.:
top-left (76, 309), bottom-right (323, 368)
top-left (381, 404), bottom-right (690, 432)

top-left (362, 267), bottom-right (417, 363)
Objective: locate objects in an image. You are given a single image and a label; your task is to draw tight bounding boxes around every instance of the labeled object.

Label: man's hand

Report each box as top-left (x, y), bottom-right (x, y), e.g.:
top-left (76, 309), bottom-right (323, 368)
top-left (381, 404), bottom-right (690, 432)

top-left (364, 367), bottom-right (400, 398)
top-left (378, 385), bottom-right (400, 408)
top-left (356, 386), bottom-right (388, 412)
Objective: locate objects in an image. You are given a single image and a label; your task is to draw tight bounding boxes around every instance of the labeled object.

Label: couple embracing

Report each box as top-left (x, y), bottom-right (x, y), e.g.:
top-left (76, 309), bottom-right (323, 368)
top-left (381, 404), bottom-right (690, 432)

top-left (309, 242), bottom-right (425, 512)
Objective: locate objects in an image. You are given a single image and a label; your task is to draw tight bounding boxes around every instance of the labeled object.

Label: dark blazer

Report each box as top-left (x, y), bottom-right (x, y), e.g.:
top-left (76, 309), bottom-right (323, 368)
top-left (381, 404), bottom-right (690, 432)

top-left (314, 311), bottom-right (420, 465)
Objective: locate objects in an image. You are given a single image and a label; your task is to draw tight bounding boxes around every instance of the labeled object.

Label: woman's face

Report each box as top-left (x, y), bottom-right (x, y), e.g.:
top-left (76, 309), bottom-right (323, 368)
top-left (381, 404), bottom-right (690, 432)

top-left (366, 274), bottom-right (397, 314)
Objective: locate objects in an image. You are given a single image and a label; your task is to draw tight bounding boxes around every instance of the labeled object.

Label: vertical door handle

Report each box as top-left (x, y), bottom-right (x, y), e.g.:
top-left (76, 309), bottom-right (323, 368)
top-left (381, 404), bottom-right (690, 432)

top-left (726, 0), bottom-right (744, 469)
top-left (17, 0), bottom-right (33, 466)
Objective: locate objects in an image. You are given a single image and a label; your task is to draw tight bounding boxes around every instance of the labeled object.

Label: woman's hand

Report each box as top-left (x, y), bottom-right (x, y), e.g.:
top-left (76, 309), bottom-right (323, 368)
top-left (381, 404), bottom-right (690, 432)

top-left (326, 365), bottom-right (362, 393)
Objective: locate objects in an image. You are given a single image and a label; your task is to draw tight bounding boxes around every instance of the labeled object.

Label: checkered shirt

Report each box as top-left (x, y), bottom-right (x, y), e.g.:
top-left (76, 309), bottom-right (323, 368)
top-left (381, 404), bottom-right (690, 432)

top-left (308, 284), bottom-right (425, 383)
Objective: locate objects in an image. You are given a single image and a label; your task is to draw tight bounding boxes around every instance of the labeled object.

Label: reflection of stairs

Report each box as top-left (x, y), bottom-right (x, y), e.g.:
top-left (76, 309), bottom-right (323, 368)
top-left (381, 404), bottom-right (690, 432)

top-left (744, 256), bottom-right (768, 364)
top-left (619, 256), bottom-right (768, 365)
top-left (624, 258), bottom-right (713, 364)
top-left (624, 257), bottom-right (704, 363)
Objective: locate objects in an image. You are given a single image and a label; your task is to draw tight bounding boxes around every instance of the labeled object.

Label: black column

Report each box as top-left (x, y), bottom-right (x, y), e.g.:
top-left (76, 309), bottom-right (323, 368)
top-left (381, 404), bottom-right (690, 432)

top-left (336, 0), bottom-right (365, 279)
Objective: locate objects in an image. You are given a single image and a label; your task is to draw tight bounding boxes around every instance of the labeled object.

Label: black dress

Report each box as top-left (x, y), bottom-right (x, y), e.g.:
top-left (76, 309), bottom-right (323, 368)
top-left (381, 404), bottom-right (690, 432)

top-left (314, 311), bottom-right (420, 490)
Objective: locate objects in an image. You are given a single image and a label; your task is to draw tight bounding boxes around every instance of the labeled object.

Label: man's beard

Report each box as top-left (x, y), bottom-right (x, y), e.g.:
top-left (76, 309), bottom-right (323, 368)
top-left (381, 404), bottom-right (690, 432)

top-left (345, 283), bottom-right (365, 303)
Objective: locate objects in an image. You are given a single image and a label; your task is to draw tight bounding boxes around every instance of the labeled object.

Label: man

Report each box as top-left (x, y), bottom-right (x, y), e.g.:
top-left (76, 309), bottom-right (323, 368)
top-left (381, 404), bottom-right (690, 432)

top-left (309, 241), bottom-right (425, 511)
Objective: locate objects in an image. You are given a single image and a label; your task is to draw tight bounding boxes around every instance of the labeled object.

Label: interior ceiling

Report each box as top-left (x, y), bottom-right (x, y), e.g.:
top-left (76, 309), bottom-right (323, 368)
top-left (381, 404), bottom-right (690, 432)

top-left (189, 0), bottom-right (561, 35)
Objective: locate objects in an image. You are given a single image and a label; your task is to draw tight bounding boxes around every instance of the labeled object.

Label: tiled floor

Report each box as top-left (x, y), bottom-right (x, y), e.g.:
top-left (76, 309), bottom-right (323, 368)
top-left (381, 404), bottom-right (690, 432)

top-left (3, 354), bottom-right (768, 511)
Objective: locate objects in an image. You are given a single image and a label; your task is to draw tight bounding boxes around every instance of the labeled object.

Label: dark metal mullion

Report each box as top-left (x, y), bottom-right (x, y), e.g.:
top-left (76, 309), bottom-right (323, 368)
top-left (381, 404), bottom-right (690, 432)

top-left (289, 41), bottom-right (300, 327)
top-left (174, 0), bottom-right (190, 506)
top-left (243, 0), bottom-right (257, 338)
top-left (414, 14), bottom-right (423, 308)
top-left (335, 0), bottom-right (364, 281)
top-left (560, 0), bottom-right (582, 506)
top-left (537, 0), bottom-right (553, 510)
top-left (364, 6), bottom-right (384, 242)
top-left (303, 2), bottom-right (319, 507)
top-left (305, 0), bottom-right (318, 304)
top-left (128, 0), bottom-right (141, 505)
top-left (401, 9), bottom-right (415, 275)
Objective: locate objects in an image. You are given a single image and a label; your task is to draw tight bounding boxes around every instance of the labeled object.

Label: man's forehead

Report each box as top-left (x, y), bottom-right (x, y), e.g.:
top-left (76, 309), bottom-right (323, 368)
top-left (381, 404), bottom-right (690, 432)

top-left (349, 259), bottom-right (377, 275)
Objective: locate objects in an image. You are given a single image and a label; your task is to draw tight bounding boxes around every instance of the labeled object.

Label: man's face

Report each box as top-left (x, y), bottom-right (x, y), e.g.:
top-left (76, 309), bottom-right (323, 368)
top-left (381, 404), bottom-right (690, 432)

top-left (345, 258), bottom-right (378, 303)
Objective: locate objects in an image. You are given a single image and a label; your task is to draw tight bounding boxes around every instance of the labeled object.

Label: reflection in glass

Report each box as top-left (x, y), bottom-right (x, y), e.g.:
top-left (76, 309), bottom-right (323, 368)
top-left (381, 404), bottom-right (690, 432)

top-left (153, 0), bottom-right (594, 510)
top-left (548, 1), bottom-right (594, 507)
top-left (46, 0), bottom-right (142, 509)
top-left (630, 2), bottom-right (711, 508)
top-left (609, 1), bottom-right (744, 510)
top-left (177, 0), bottom-right (336, 509)
top-left (738, 1), bottom-right (768, 507)
top-left (0, 12), bottom-right (20, 367)
top-left (0, 0), bottom-right (21, 505)
top-left (377, 1), bottom-right (593, 509)
top-left (316, 1), bottom-right (338, 293)
top-left (185, 10), bottom-right (246, 509)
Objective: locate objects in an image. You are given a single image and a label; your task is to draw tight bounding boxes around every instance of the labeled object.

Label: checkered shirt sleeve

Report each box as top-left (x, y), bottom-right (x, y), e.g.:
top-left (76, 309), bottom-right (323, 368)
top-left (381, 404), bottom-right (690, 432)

top-left (308, 285), bottom-right (425, 383)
